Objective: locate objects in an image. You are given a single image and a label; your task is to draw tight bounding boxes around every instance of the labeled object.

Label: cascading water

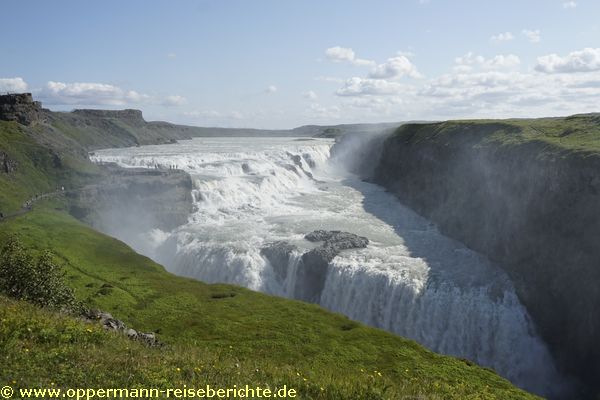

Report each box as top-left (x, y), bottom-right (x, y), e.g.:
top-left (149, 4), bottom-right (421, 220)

top-left (91, 137), bottom-right (564, 396)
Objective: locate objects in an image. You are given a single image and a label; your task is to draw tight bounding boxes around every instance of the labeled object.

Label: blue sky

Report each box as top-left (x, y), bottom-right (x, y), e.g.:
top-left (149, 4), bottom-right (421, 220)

top-left (1, 0), bottom-right (599, 128)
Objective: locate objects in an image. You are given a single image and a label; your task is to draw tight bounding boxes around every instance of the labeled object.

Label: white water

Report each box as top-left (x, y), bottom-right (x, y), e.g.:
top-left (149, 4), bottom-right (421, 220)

top-left (92, 137), bottom-right (562, 396)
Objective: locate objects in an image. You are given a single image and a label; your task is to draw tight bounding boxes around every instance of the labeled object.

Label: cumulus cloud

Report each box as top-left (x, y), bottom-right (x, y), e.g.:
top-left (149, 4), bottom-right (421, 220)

top-left (324, 46), bottom-right (375, 67)
top-left (454, 53), bottom-right (521, 71)
top-left (40, 81), bottom-right (149, 106)
top-left (265, 85), bottom-right (278, 93)
top-left (522, 29), bottom-right (541, 43)
top-left (490, 32), bottom-right (515, 42)
top-left (327, 48), bottom-right (600, 120)
top-left (418, 57), bottom-right (600, 118)
top-left (535, 48), bottom-right (600, 73)
top-left (336, 77), bottom-right (407, 96)
top-left (325, 46), bottom-right (354, 62)
top-left (563, 1), bottom-right (577, 8)
top-left (369, 56), bottom-right (421, 79)
top-left (0, 77), bottom-right (28, 93)
top-left (38, 81), bottom-right (185, 108)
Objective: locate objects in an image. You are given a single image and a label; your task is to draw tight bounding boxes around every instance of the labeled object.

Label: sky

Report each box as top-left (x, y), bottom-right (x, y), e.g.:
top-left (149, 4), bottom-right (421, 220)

top-left (1, 0), bottom-right (599, 129)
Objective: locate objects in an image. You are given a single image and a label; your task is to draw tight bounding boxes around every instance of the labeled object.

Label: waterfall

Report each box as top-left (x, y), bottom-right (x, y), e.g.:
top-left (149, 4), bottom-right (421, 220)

top-left (91, 137), bottom-right (564, 396)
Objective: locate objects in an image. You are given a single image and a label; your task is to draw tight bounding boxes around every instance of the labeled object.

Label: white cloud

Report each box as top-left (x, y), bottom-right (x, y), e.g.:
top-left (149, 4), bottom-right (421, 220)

top-left (490, 32), bottom-right (515, 42)
top-left (41, 81), bottom-right (149, 106)
top-left (39, 81), bottom-right (184, 108)
top-left (162, 95), bottom-right (187, 106)
top-left (454, 53), bottom-right (521, 71)
top-left (563, 1), bottom-right (577, 8)
top-left (535, 48), bottom-right (600, 73)
top-left (369, 56), bottom-right (421, 79)
top-left (303, 90), bottom-right (317, 100)
top-left (324, 46), bottom-right (375, 67)
top-left (0, 77), bottom-right (28, 93)
top-left (418, 59), bottom-right (600, 118)
top-left (325, 46), bottom-right (354, 62)
top-left (266, 85), bottom-right (278, 93)
top-left (522, 29), bottom-right (541, 43)
top-left (336, 77), bottom-right (408, 96)
top-left (326, 48), bottom-right (600, 121)
top-left (167, 53), bottom-right (177, 59)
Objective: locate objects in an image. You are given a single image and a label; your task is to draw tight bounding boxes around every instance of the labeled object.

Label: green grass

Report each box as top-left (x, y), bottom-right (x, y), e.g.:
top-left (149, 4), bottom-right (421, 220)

top-left (0, 121), bottom-right (99, 214)
top-left (0, 122), bottom-right (63, 213)
top-left (394, 114), bottom-right (600, 156)
top-left (0, 295), bottom-right (534, 400)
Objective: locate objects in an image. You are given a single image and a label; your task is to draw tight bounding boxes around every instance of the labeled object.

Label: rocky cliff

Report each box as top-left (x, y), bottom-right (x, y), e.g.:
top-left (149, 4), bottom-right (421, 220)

top-left (0, 93), bottom-right (42, 125)
top-left (371, 117), bottom-right (600, 395)
top-left (69, 164), bottom-right (193, 236)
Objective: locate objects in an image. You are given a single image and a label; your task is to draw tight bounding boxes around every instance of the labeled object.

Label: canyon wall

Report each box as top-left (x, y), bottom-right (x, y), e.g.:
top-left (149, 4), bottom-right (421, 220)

top-left (371, 118), bottom-right (600, 393)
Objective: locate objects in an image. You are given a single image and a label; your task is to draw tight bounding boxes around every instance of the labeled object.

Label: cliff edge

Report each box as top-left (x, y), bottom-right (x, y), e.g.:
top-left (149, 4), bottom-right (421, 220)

top-left (0, 93), bottom-right (42, 125)
top-left (373, 117), bottom-right (600, 395)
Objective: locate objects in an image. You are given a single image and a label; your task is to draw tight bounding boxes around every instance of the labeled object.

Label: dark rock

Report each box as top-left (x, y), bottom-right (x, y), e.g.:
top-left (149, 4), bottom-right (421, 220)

top-left (0, 93), bottom-right (42, 125)
top-left (82, 308), bottom-right (161, 347)
top-left (104, 318), bottom-right (126, 331)
top-left (71, 164), bottom-right (193, 233)
top-left (295, 231), bottom-right (369, 303)
top-left (287, 152), bottom-right (303, 168)
top-left (373, 121), bottom-right (600, 392)
top-left (138, 332), bottom-right (158, 346)
top-left (261, 241), bottom-right (298, 282)
top-left (302, 153), bottom-right (316, 168)
top-left (0, 151), bottom-right (17, 173)
top-left (305, 230), bottom-right (369, 250)
top-left (261, 231), bottom-right (369, 303)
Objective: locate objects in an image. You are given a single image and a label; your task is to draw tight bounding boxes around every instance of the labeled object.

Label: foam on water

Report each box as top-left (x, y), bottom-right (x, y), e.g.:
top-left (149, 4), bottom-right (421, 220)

top-left (92, 137), bottom-right (563, 396)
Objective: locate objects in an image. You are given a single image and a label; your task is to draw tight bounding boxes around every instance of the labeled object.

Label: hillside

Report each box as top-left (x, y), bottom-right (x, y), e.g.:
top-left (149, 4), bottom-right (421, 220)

top-left (0, 97), bottom-right (537, 398)
top-left (372, 116), bottom-right (600, 396)
top-left (0, 208), bottom-right (537, 399)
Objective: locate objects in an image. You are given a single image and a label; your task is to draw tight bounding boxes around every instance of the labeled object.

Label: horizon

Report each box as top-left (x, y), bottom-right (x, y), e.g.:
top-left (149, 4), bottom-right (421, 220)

top-left (2, 0), bottom-right (600, 129)
top-left (2, 90), bottom-right (598, 131)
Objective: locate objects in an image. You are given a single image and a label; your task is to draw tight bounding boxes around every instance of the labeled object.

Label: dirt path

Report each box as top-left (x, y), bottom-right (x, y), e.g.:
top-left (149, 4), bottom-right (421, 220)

top-left (0, 189), bottom-right (65, 222)
top-left (0, 185), bottom-right (102, 223)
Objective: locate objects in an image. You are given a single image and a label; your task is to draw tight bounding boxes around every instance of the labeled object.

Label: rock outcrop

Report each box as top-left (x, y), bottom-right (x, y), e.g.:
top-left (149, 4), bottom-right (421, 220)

top-left (70, 164), bottom-right (193, 234)
top-left (262, 231), bottom-right (369, 303)
top-left (0, 93), bottom-right (42, 125)
top-left (82, 309), bottom-right (160, 346)
top-left (372, 120), bottom-right (600, 395)
top-left (296, 231), bottom-right (369, 302)
top-left (0, 151), bottom-right (17, 173)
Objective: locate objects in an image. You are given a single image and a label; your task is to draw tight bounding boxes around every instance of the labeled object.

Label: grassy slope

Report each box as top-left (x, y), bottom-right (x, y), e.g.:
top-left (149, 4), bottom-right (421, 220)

top-left (395, 114), bottom-right (600, 156)
top-left (0, 120), bottom-right (538, 399)
top-left (0, 208), bottom-right (536, 399)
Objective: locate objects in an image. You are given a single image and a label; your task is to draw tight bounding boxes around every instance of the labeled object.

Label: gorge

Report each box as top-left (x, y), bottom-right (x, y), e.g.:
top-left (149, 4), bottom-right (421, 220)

top-left (89, 135), bottom-right (568, 397)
